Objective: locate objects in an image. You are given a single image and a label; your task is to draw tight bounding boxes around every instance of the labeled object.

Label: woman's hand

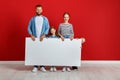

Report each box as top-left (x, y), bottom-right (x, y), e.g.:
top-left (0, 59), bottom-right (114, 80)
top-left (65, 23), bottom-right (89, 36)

top-left (61, 36), bottom-right (64, 41)
top-left (81, 38), bottom-right (86, 43)
top-left (70, 36), bottom-right (74, 41)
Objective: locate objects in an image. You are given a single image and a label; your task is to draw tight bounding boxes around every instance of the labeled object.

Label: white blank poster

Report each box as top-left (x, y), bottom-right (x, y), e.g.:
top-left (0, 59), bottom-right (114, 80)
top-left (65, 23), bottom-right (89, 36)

top-left (25, 37), bottom-right (82, 66)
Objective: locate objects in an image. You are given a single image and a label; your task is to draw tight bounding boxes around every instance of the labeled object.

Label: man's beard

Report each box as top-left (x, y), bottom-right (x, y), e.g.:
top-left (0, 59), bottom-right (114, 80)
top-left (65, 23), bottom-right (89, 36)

top-left (36, 12), bottom-right (42, 16)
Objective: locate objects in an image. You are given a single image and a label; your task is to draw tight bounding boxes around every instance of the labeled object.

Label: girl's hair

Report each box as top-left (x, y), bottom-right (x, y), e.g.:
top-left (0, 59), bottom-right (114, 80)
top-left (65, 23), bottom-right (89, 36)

top-left (49, 27), bottom-right (60, 37)
top-left (63, 12), bottom-right (70, 17)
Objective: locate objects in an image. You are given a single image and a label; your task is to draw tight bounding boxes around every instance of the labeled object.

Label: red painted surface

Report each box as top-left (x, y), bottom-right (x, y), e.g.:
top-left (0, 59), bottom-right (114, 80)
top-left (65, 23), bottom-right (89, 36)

top-left (0, 0), bottom-right (120, 60)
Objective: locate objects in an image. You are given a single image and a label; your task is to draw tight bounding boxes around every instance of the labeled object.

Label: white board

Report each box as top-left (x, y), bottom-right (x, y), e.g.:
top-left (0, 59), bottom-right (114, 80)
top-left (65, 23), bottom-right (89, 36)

top-left (25, 37), bottom-right (82, 66)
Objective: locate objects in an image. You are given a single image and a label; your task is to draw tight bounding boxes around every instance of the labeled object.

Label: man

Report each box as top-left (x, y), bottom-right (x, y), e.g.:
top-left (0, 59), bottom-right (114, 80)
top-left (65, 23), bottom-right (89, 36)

top-left (28, 4), bottom-right (50, 72)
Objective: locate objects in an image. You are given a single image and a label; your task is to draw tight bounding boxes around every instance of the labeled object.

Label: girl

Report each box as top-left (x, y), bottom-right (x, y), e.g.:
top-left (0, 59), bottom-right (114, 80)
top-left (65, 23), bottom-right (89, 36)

top-left (49, 27), bottom-right (59, 72)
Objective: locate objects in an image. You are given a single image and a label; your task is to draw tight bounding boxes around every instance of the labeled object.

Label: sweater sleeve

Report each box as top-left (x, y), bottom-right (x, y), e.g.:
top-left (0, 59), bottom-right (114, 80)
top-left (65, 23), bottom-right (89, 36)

top-left (70, 24), bottom-right (74, 37)
top-left (58, 24), bottom-right (61, 34)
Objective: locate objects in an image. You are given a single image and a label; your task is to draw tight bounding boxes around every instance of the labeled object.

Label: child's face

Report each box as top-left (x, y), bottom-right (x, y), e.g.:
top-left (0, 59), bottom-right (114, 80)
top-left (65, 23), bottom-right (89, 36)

top-left (64, 14), bottom-right (70, 22)
top-left (50, 28), bottom-right (56, 35)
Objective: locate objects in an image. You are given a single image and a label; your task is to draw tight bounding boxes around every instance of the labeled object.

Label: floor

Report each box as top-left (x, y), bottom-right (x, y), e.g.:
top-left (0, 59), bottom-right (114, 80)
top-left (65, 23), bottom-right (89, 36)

top-left (0, 64), bottom-right (120, 80)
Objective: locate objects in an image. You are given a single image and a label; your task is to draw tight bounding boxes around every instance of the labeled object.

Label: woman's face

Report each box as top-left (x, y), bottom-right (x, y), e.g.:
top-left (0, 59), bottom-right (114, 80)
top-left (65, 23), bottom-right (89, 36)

top-left (50, 28), bottom-right (56, 35)
top-left (64, 14), bottom-right (70, 22)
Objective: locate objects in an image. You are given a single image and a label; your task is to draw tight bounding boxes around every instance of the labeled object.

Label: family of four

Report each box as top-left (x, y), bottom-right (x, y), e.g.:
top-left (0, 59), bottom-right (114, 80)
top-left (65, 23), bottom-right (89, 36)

top-left (28, 4), bottom-right (85, 73)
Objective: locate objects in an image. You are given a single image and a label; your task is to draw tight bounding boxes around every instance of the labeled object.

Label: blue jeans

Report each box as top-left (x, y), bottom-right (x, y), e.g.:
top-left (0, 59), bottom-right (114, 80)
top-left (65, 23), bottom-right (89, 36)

top-left (63, 35), bottom-right (71, 38)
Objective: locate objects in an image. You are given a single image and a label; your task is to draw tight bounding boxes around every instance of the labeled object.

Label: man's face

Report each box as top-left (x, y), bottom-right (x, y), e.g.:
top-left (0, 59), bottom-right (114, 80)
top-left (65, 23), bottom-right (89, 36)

top-left (36, 7), bottom-right (43, 16)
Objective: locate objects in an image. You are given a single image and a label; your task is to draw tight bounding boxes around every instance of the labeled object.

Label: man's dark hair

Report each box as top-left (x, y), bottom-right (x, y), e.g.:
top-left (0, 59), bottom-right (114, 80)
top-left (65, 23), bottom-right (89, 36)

top-left (35, 4), bottom-right (42, 8)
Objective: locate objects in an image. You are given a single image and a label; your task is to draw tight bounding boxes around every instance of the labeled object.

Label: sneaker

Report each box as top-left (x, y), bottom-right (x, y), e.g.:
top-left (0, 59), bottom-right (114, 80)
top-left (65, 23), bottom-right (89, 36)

top-left (67, 67), bottom-right (71, 72)
top-left (50, 67), bottom-right (54, 72)
top-left (72, 66), bottom-right (78, 70)
top-left (62, 67), bottom-right (66, 72)
top-left (40, 67), bottom-right (46, 72)
top-left (53, 67), bottom-right (57, 72)
top-left (32, 67), bottom-right (38, 73)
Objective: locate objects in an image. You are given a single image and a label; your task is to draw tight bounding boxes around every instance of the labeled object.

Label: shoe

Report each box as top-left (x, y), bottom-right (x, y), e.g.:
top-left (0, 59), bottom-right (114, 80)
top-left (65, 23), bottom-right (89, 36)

top-left (72, 66), bottom-right (78, 70)
top-left (62, 67), bottom-right (66, 72)
top-left (32, 67), bottom-right (38, 73)
top-left (67, 67), bottom-right (71, 72)
top-left (50, 67), bottom-right (54, 72)
top-left (53, 67), bottom-right (57, 72)
top-left (40, 67), bottom-right (46, 72)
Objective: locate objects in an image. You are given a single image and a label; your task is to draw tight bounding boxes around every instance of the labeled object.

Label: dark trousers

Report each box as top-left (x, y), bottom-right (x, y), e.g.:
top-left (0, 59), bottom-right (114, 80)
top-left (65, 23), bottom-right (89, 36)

top-left (34, 65), bottom-right (44, 68)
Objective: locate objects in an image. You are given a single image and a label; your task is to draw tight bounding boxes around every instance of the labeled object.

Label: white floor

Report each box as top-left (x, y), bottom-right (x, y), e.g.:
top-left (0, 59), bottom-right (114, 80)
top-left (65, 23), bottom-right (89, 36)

top-left (0, 64), bottom-right (120, 80)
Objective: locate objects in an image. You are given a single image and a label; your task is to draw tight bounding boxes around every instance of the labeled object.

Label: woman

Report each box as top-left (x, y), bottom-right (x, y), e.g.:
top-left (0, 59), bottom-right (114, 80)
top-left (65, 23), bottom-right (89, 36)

top-left (58, 12), bottom-right (75, 72)
top-left (58, 12), bottom-right (86, 71)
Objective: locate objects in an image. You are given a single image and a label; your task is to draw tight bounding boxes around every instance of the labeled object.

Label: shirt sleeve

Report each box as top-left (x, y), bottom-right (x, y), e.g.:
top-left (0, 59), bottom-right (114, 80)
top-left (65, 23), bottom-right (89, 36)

top-left (28, 18), bottom-right (33, 35)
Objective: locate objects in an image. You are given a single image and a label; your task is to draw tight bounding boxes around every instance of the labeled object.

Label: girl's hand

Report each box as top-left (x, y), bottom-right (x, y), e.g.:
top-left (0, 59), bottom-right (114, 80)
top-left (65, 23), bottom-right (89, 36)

top-left (61, 36), bottom-right (64, 41)
top-left (70, 36), bottom-right (74, 41)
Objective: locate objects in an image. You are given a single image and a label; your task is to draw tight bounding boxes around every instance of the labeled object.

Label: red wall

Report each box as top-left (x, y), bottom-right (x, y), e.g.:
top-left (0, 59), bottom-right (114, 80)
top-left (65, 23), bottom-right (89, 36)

top-left (0, 0), bottom-right (120, 60)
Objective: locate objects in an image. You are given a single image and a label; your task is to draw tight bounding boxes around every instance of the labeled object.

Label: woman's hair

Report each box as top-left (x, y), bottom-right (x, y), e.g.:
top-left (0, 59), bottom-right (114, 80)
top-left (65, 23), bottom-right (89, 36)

top-left (35, 4), bottom-right (42, 8)
top-left (49, 27), bottom-right (60, 37)
top-left (63, 12), bottom-right (70, 17)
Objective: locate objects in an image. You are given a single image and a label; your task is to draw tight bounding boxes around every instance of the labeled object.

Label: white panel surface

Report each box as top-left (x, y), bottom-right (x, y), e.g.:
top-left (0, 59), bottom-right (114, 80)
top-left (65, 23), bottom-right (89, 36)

top-left (25, 38), bottom-right (82, 66)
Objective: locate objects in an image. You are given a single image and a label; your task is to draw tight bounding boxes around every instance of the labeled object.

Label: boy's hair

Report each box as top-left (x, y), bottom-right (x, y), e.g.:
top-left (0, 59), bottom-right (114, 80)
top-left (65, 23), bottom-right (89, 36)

top-left (35, 4), bottom-right (42, 8)
top-left (63, 12), bottom-right (70, 17)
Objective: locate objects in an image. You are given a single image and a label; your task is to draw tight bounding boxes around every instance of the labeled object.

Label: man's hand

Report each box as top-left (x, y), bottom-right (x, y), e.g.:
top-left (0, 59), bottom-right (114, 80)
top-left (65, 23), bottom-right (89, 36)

top-left (40, 34), bottom-right (45, 41)
top-left (70, 36), bottom-right (74, 41)
top-left (60, 36), bottom-right (64, 41)
top-left (31, 35), bottom-right (35, 41)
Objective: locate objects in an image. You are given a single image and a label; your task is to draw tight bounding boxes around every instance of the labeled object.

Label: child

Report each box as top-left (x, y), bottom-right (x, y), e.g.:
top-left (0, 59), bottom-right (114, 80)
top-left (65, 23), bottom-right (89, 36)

top-left (48, 27), bottom-right (59, 72)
